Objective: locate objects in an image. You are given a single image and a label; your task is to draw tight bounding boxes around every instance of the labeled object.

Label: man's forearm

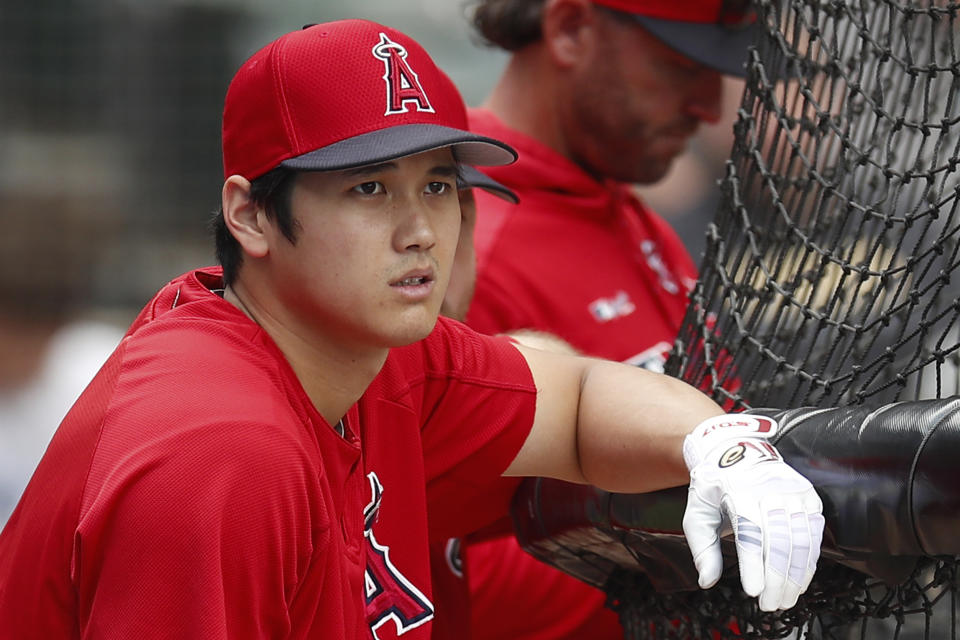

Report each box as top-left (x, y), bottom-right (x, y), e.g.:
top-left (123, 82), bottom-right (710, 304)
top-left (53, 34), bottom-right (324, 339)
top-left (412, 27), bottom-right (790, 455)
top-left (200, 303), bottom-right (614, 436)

top-left (504, 344), bottom-right (721, 491)
top-left (575, 360), bottom-right (723, 493)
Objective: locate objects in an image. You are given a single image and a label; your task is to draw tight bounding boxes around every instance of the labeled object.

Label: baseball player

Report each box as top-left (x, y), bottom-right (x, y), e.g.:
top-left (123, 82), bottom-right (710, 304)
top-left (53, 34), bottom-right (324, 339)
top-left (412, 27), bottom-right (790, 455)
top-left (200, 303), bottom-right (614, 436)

top-left (0, 18), bottom-right (821, 640)
top-left (461, 0), bottom-right (762, 637)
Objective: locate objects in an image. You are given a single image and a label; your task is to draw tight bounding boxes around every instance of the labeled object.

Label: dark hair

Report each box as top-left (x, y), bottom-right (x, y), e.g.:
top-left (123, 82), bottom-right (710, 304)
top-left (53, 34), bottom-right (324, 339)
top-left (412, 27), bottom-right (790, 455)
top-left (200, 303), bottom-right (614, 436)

top-left (470, 0), bottom-right (547, 51)
top-left (212, 166), bottom-right (298, 287)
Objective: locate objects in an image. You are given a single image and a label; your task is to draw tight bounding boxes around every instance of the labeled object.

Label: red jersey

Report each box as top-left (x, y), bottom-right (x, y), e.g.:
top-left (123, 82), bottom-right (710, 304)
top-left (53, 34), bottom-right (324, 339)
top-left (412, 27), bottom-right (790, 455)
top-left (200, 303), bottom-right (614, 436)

top-left (0, 267), bottom-right (537, 640)
top-left (460, 108), bottom-right (699, 640)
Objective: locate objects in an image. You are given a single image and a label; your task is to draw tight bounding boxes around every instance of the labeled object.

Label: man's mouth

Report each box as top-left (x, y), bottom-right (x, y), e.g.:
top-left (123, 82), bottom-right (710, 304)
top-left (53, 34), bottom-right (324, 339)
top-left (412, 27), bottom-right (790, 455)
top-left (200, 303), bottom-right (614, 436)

top-left (389, 269), bottom-right (435, 301)
top-left (391, 267), bottom-right (435, 288)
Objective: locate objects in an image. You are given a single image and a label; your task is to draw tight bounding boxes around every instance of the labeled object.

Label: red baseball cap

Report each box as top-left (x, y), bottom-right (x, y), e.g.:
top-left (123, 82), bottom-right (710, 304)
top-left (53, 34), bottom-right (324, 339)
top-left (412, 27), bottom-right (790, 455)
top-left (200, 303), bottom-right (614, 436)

top-left (222, 20), bottom-right (517, 180)
top-left (593, 0), bottom-right (759, 77)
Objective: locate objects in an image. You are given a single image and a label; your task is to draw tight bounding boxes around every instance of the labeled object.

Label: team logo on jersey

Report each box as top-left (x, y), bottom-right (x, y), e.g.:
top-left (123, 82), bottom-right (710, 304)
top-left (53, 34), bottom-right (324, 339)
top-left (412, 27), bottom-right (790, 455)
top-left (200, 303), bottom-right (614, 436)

top-left (624, 341), bottom-right (673, 373)
top-left (372, 33), bottom-right (435, 116)
top-left (588, 290), bottom-right (636, 323)
top-left (639, 240), bottom-right (681, 295)
top-left (363, 472), bottom-right (435, 638)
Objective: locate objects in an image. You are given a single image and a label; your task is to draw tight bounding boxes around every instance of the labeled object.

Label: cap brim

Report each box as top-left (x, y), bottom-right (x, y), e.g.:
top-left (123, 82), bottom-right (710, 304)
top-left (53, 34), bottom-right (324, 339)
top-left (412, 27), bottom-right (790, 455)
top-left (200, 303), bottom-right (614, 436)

top-left (281, 124), bottom-right (517, 172)
top-left (633, 16), bottom-right (761, 78)
top-left (457, 166), bottom-right (519, 204)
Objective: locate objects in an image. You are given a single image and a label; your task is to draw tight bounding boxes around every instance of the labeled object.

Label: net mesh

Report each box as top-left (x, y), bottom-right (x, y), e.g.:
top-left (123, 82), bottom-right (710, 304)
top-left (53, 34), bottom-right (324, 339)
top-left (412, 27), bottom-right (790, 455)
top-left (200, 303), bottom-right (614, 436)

top-left (607, 557), bottom-right (959, 639)
top-left (640, 0), bottom-right (960, 637)
top-left (669, 0), bottom-right (960, 411)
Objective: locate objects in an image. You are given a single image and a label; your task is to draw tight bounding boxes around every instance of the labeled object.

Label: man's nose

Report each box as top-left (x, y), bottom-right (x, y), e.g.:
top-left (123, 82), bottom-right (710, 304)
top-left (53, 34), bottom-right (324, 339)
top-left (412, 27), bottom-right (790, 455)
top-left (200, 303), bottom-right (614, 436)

top-left (393, 203), bottom-right (437, 253)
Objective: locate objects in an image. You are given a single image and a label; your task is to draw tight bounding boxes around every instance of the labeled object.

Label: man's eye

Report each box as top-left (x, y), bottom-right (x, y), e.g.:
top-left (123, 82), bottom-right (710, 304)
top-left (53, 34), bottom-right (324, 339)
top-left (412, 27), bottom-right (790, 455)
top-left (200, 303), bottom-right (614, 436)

top-left (352, 182), bottom-right (383, 195)
top-left (425, 181), bottom-right (450, 195)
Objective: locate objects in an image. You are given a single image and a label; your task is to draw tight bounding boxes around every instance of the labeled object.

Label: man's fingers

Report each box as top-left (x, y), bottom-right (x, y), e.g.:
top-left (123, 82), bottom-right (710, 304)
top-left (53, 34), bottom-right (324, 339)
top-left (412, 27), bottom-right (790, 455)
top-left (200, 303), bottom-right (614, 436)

top-left (776, 575), bottom-right (803, 612)
top-left (787, 510), bottom-right (811, 585)
top-left (759, 494), bottom-right (822, 611)
top-left (682, 489), bottom-right (724, 589)
top-left (784, 493), bottom-right (824, 606)
top-left (804, 492), bottom-right (825, 580)
top-left (682, 419), bottom-right (826, 611)
top-left (758, 506), bottom-right (789, 609)
top-left (731, 509), bottom-right (764, 598)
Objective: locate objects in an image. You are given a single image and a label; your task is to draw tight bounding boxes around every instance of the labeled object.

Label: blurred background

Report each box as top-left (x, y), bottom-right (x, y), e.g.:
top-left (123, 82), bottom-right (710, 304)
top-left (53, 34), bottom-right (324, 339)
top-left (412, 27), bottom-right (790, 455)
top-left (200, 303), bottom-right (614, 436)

top-left (0, 0), bottom-right (741, 523)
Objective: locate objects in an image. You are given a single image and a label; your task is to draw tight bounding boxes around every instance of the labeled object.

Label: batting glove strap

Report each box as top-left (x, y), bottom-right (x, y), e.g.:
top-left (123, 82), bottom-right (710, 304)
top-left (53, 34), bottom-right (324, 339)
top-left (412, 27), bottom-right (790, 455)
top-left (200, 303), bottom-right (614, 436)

top-left (681, 414), bottom-right (825, 612)
top-left (682, 413), bottom-right (780, 470)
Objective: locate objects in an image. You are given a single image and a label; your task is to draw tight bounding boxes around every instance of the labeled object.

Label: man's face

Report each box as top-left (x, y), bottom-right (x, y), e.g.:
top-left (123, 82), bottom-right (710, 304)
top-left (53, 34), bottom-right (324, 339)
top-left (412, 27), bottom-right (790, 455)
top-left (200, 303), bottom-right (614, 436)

top-left (561, 10), bottom-right (725, 184)
top-left (263, 148), bottom-right (461, 350)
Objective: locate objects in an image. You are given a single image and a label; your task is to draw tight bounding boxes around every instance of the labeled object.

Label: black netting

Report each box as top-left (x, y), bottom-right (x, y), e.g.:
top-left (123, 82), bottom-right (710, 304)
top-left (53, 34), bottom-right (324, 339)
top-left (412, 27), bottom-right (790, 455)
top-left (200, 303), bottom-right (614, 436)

top-left (668, 0), bottom-right (960, 411)
top-left (513, 453), bottom-right (960, 640)
top-left (650, 1), bottom-right (960, 638)
top-left (608, 557), bottom-right (959, 640)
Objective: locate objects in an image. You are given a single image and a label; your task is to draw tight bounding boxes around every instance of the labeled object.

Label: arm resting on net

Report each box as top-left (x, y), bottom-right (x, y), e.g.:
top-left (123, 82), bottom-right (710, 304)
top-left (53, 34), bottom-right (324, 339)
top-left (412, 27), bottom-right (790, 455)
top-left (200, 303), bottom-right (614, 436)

top-left (511, 398), bottom-right (960, 590)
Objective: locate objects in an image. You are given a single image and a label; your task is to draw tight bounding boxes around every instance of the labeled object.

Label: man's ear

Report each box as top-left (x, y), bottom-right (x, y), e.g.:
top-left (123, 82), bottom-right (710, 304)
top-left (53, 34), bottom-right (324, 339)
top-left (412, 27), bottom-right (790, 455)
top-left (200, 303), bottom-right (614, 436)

top-left (541, 0), bottom-right (599, 69)
top-left (222, 175), bottom-right (269, 259)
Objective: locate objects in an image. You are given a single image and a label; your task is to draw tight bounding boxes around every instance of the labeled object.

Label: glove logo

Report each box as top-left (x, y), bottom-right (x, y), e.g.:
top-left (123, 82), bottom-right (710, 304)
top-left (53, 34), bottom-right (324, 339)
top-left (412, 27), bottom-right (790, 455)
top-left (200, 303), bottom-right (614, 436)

top-left (718, 440), bottom-right (782, 468)
top-left (719, 444), bottom-right (746, 467)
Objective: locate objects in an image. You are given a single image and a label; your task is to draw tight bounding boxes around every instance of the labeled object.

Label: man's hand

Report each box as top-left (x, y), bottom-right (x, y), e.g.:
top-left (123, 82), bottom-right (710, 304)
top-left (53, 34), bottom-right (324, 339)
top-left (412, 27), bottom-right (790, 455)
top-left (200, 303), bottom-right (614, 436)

top-left (681, 414), bottom-right (824, 611)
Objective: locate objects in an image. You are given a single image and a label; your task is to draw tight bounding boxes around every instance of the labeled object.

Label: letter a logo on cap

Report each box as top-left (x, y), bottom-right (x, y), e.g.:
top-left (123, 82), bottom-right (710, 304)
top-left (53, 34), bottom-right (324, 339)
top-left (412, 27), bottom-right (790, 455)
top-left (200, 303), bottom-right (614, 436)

top-left (372, 32), bottom-right (435, 116)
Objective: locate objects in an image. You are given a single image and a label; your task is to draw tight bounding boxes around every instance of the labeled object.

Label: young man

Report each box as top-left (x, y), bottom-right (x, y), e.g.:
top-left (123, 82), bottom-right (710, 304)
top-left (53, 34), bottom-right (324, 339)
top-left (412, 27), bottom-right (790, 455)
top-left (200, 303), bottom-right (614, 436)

top-left (461, 0), bottom-right (767, 637)
top-left (0, 19), bottom-right (821, 639)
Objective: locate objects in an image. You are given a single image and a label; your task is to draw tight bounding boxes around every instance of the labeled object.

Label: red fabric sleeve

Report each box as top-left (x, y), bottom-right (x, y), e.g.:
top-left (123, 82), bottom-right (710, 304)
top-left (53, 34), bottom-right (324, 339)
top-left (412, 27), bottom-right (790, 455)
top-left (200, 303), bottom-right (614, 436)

top-left (414, 318), bottom-right (538, 541)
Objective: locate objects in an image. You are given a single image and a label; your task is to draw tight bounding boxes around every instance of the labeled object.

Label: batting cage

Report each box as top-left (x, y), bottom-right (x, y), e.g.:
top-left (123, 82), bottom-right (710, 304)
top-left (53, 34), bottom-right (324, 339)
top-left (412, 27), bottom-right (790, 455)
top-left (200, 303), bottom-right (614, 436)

top-left (510, 1), bottom-right (960, 638)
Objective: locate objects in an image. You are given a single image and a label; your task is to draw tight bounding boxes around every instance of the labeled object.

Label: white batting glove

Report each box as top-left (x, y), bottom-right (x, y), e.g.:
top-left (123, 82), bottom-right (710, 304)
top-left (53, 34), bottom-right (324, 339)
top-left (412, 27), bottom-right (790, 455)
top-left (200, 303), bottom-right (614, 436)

top-left (681, 414), bottom-right (824, 611)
